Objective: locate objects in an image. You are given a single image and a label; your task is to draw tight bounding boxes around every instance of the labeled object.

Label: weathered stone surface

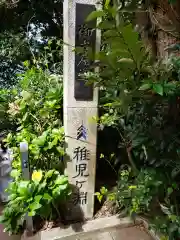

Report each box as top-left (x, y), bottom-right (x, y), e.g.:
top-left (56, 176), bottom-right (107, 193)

top-left (70, 232), bottom-right (112, 240)
top-left (64, 107), bottom-right (98, 144)
top-left (37, 216), bottom-right (135, 240)
top-left (63, 0), bottom-right (101, 220)
top-left (63, 0), bottom-right (99, 109)
top-left (23, 216), bottom-right (154, 240)
top-left (110, 226), bottom-right (153, 240)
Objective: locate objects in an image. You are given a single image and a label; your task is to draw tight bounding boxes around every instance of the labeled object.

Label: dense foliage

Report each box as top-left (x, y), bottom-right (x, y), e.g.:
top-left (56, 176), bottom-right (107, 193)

top-left (5, 63), bottom-right (64, 171)
top-left (88, 2), bottom-right (180, 239)
top-left (0, 169), bottom-right (71, 234)
top-left (0, 42), bottom-right (67, 234)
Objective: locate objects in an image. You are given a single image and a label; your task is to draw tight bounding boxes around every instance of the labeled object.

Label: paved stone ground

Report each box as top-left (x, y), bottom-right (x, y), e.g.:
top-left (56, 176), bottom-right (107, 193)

top-left (0, 224), bottom-right (154, 240)
top-left (63, 227), bottom-right (153, 240)
top-left (0, 225), bottom-right (154, 240)
top-left (0, 205), bottom-right (154, 240)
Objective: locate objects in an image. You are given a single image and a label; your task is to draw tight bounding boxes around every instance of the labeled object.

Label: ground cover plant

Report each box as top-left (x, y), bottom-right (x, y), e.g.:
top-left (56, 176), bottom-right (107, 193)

top-left (0, 169), bottom-right (71, 234)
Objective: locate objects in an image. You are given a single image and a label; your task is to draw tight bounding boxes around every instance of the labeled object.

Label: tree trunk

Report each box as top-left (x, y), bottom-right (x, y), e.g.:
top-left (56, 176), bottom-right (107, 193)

top-left (153, 0), bottom-right (180, 58)
top-left (135, 1), bottom-right (157, 58)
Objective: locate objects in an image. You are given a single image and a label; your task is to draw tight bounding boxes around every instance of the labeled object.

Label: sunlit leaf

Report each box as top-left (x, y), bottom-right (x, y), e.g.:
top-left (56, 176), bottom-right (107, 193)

top-left (86, 10), bottom-right (105, 22)
top-left (153, 84), bottom-right (163, 96)
top-left (139, 83), bottom-right (151, 91)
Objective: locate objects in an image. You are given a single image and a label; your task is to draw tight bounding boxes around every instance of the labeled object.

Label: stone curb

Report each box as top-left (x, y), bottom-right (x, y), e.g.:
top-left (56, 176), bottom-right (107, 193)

top-left (22, 215), bottom-right (139, 240)
top-left (22, 215), bottom-right (163, 240)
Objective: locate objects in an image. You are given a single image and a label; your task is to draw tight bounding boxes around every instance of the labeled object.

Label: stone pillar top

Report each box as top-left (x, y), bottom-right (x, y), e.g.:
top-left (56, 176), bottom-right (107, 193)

top-left (63, 0), bottom-right (100, 109)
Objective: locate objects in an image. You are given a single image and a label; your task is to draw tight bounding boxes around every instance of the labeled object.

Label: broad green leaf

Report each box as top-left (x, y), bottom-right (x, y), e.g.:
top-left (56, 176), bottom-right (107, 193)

top-left (34, 195), bottom-right (42, 203)
top-left (120, 24), bottom-right (144, 69)
top-left (100, 186), bottom-right (108, 195)
top-left (58, 184), bottom-right (68, 191)
top-left (107, 193), bottom-right (116, 201)
top-left (55, 176), bottom-right (68, 185)
top-left (39, 109), bottom-right (49, 118)
top-left (172, 182), bottom-right (178, 189)
top-left (23, 61), bottom-right (29, 68)
top-left (45, 100), bottom-right (57, 108)
top-left (103, 30), bottom-right (119, 38)
top-left (22, 112), bottom-right (28, 122)
top-left (103, 103), bottom-right (113, 107)
top-left (153, 84), bottom-right (163, 96)
top-left (21, 91), bottom-right (31, 101)
top-left (48, 39), bottom-right (52, 45)
top-left (43, 193), bottom-right (52, 201)
top-left (28, 211), bottom-right (36, 217)
top-left (48, 139), bottom-right (58, 149)
top-left (167, 187), bottom-right (173, 196)
top-left (18, 181), bottom-right (29, 195)
top-left (52, 187), bottom-right (60, 197)
top-left (38, 181), bottom-right (46, 192)
top-left (52, 128), bottom-right (60, 135)
top-left (10, 196), bottom-right (25, 205)
top-left (105, 0), bottom-right (111, 8)
top-left (0, 215), bottom-right (5, 223)
top-left (10, 169), bottom-right (20, 179)
top-left (32, 132), bottom-right (48, 146)
top-left (45, 170), bottom-right (55, 178)
top-left (95, 192), bottom-right (103, 202)
top-left (159, 204), bottom-right (171, 215)
top-left (29, 202), bottom-right (42, 211)
top-left (97, 21), bottom-right (114, 30)
top-left (86, 10), bottom-right (105, 22)
top-left (118, 58), bottom-right (134, 64)
top-left (139, 83), bottom-right (151, 91)
top-left (56, 146), bottom-right (64, 155)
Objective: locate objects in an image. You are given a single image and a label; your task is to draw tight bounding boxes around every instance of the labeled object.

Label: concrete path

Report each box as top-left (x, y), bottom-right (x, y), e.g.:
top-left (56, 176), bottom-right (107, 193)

top-left (0, 214), bottom-right (154, 240)
top-left (36, 216), bottom-right (154, 240)
top-left (0, 226), bottom-right (154, 240)
top-left (61, 226), bottom-right (153, 240)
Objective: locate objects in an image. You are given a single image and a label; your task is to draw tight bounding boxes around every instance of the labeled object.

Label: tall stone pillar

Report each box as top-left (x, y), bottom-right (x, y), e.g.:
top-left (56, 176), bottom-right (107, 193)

top-left (63, 0), bottom-right (101, 220)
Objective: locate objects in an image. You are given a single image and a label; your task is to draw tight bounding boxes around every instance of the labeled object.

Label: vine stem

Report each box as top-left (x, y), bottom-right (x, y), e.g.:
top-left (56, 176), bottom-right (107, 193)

top-left (104, 158), bottom-right (117, 175)
top-left (52, 201), bottom-right (61, 220)
top-left (115, 126), bottom-right (138, 175)
top-left (29, 113), bottom-right (43, 133)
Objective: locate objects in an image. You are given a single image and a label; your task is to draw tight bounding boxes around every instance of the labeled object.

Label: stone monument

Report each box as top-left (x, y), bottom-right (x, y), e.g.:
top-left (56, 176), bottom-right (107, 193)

top-left (63, 0), bottom-right (101, 220)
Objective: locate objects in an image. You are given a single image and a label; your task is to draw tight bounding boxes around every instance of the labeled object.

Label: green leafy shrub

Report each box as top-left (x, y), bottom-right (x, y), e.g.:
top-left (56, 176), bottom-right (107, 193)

top-left (0, 169), bottom-right (71, 235)
top-left (5, 65), bottom-right (64, 170)
top-left (95, 186), bottom-right (108, 203)
top-left (151, 206), bottom-right (180, 240)
top-left (86, 3), bottom-right (180, 172)
top-left (89, 4), bottom-right (180, 239)
top-left (116, 168), bottom-right (163, 216)
top-left (0, 42), bottom-right (68, 235)
top-left (0, 89), bottom-right (16, 133)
